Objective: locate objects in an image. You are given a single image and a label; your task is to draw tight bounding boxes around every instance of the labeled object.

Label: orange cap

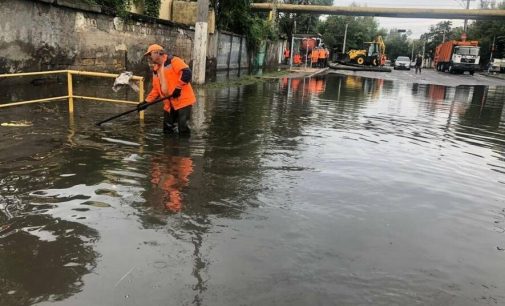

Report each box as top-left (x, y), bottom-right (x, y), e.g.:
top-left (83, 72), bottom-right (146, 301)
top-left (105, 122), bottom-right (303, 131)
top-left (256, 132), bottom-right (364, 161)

top-left (144, 44), bottom-right (164, 56)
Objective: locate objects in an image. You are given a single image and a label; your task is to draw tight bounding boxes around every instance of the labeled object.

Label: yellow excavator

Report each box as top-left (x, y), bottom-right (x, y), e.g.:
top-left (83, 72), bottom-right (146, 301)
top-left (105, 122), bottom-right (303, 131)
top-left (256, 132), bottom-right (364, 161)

top-left (341, 36), bottom-right (387, 66)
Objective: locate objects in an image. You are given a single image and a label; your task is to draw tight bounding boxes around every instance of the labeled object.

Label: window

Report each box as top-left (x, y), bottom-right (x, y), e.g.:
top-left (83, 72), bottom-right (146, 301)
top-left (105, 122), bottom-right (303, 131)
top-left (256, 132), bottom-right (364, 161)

top-left (454, 47), bottom-right (480, 56)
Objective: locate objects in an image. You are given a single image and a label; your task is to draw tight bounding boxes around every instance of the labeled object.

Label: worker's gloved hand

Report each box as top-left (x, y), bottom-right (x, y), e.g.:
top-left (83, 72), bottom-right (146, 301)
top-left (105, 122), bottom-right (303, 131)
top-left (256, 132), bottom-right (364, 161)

top-left (137, 101), bottom-right (149, 112)
top-left (171, 88), bottom-right (182, 99)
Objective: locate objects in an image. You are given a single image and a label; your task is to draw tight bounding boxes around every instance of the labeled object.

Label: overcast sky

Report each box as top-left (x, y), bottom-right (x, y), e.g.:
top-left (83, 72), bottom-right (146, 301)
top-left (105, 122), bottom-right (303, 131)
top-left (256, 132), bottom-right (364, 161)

top-left (333, 0), bottom-right (481, 38)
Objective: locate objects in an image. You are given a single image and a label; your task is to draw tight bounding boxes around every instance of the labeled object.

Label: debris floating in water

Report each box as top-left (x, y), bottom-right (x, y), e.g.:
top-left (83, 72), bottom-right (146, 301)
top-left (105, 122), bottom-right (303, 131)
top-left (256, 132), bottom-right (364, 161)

top-left (102, 137), bottom-right (141, 146)
top-left (1, 120), bottom-right (32, 127)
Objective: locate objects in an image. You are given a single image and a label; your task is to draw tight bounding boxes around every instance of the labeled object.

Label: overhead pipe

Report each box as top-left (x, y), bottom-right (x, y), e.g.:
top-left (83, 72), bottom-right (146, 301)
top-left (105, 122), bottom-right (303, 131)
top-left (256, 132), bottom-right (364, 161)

top-left (250, 3), bottom-right (505, 20)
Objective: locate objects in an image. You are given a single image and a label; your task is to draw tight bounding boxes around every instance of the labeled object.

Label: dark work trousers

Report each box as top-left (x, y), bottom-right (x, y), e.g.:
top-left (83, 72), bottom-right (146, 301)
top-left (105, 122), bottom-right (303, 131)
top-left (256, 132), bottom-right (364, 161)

top-left (415, 65), bottom-right (421, 74)
top-left (163, 105), bottom-right (192, 136)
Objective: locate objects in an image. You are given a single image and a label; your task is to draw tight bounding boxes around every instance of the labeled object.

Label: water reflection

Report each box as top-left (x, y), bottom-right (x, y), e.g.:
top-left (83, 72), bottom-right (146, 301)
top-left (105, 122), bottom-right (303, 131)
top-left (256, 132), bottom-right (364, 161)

top-left (144, 139), bottom-right (194, 213)
top-left (0, 214), bottom-right (98, 305)
top-left (1, 73), bottom-right (505, 305)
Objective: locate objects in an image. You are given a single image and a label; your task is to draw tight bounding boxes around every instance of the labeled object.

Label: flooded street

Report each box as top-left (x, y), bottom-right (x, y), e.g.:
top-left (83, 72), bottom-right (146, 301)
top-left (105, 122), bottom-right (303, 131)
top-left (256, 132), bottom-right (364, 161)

top-left (1, 74), bottom-right (505, 305)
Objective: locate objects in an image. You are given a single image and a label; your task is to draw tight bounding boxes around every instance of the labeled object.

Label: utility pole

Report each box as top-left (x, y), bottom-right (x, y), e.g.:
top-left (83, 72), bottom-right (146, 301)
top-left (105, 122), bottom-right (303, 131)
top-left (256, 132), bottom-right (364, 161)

top-left (463, 0), bottom-right (470, 33)
top-left (490, 35), bottom-right (495, 64)
top-left (192, 0), bottom-right (209, 84)
top-left (411, 41), bottom-right (415, 60)
top-left (422, 40), bottom-right (426, 68)
top-left (342, 23), bottom-right (348, 53)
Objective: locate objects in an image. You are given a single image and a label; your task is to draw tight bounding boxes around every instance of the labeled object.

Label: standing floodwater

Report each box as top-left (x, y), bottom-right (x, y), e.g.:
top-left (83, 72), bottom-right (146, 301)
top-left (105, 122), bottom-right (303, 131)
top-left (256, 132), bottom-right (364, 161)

top-left (1, 74), bottom-right (505, 305)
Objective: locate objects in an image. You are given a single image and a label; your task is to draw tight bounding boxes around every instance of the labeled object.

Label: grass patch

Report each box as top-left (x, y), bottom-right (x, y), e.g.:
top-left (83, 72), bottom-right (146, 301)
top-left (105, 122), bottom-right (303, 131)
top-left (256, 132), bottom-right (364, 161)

top-left (200, 69), bottom-right (290, 89)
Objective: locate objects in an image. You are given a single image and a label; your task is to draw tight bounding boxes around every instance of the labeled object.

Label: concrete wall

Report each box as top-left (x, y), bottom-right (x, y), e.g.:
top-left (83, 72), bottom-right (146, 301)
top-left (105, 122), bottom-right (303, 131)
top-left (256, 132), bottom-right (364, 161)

top-left (171, 1), bottom-right (215, 34)
top-left (0, 0), bottom-right (285, 77)
top-left (0, 0), bottom-right (194, 74)
top-left (214, 32), bottom-right (248, 71)
top-left (265, 40), bottom-right (284, 68)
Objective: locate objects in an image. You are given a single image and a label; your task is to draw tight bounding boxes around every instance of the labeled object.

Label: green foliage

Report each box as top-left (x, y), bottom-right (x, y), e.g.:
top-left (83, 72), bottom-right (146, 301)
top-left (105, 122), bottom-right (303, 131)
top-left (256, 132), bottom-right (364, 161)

top-left (246, 18), bottom-right (278, 51)
top-left (277, 0), bottom-right (333, 45)
top-left (88, 0), bottom-right (160, 18)
top-left (467, 1), bottom-right (505, 62)
top-left (211, 0), bottom-right (278, 51)
top-left (384, 28), bottom-right (412, 60)
top-left (144, 0), bottom-right (161, 17)
top-left (318, 15), bottom-right (380, 53)
top-left (418, 2), bottom-right (505, 64)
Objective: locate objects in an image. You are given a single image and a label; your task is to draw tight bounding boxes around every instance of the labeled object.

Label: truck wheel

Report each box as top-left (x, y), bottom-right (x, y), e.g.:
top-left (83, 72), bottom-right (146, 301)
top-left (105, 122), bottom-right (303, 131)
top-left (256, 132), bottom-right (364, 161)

top-left (449, 65), bottom-right (454, 74)
top-left (470, 71), bottom-right (475, 76)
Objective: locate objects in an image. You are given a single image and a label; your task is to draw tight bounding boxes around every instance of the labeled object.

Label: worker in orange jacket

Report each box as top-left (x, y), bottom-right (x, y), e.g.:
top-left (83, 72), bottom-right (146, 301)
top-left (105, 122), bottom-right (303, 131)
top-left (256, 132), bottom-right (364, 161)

top-left (293, 53), bottom-right (302, 65)
top-left (283, 47), bottom-right (290, 64)
top-left (138, 44), bottom-right (196, 136)
top-left (318, 47), bottom-right (326, 68)
top-left (311, 48), bottom-right (319, 68)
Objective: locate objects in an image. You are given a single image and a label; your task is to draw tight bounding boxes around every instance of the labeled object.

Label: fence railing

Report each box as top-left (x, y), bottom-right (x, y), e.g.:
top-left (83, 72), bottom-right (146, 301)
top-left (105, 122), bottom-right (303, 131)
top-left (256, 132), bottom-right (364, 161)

top-left (0, 70), bottom-right (146, 120)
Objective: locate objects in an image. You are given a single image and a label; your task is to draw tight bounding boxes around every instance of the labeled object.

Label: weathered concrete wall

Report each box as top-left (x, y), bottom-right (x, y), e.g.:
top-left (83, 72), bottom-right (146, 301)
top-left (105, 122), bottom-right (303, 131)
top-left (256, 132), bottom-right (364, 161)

top-left (0, 0), bottom-right (194, 74)
top-left (265, 40), bottom-right (284, 68)
top-left (171, 1), bottom-right (215, 34)
top-left (0, 0), bottom-right (286, 78)
top-left (215, 32), bottom-right (248, 71)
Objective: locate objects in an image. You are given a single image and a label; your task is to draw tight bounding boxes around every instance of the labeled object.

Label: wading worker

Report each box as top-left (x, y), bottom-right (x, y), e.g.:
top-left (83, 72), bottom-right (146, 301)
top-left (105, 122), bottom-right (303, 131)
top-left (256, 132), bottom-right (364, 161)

top-left (415, 53), bottom-right (423, 74)
top-left (138, 44), bottom-right (196, 136)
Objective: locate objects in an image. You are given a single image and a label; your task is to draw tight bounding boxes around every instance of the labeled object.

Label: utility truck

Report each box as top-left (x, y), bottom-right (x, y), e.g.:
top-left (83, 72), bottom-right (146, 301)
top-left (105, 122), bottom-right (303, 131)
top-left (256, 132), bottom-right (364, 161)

top-left (434, 38), bottom-right (480, 75)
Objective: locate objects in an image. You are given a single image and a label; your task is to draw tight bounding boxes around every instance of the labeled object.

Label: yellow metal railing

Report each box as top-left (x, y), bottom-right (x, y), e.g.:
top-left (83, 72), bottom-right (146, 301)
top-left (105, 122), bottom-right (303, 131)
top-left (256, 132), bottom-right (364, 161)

top-left (0, 70), bottom-right (146, 120)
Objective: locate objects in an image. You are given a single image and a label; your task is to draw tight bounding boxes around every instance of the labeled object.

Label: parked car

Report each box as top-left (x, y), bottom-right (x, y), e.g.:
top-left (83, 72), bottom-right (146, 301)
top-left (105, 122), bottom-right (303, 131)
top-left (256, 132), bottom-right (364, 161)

top-left (394, 56), bottom-right (411, 70)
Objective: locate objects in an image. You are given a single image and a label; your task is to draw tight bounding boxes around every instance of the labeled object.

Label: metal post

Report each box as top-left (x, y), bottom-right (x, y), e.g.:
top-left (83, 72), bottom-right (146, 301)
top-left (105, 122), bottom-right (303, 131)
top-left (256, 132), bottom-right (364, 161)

top-left (411, 41), bottom-right (414, 60)
top-left (422, 40), bottom-right (426, 68)
top-left (342, 23), bottom-right (348, 53)
top-left (290, 35), bottom-right (295, 68)
top-left (305, 44), bottom-right (308, 70)
top-left (67, 71), bottom-right (73, 113)
top-left (139, 78), bottom-right (145, 121)
top-left (192, 0), bottom-right (209, 84)
top-left (463, 0), bottom-right (470, 33)
top-left (442, 31), bottom-right (446, 42)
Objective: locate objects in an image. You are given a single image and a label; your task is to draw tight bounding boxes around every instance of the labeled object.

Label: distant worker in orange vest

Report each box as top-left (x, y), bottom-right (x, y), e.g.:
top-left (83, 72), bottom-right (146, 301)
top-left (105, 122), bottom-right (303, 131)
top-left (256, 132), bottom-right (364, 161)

top-left (324, 48), bottom-right (330, 67)
top-left (283, 47), bottom-right (290, 65)
top-left (311, 48), bottom-right (319, 68)
top-left (318, 47), bottom-right (326, 68)
top-left (293, 53), bottom-right (302, 65)
top-left (138, 44), bottom-right (196, 136)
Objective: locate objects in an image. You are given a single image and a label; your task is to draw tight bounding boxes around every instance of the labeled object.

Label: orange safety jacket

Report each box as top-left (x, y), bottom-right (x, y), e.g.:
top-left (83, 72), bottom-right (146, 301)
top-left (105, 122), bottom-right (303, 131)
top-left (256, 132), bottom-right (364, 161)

top-left (284, 49), bottom-right (290, 58)
top-left (294, 54), bottom-right (302, 64)
top-left (146, 54), bottom-right (196, 112)
top-left (311, 50), bottom-right (319, 62)
top-left (318, 49), bottom-right (326, 59)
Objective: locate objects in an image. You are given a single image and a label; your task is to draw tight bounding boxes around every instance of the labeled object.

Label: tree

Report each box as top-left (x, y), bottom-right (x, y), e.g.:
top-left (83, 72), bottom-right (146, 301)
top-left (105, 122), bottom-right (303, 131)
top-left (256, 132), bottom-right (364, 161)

top-left (384, 29), bottom-right (412, 60)
top-left (277, 0), bottom-right (333, 46)
top-left (317, 15), bottom-right (381, 54)
top-left (467, 1), bottom-right (505, 63)
top-left (89, 0), bottom-right (161, 17)
top-left (418, 2), bottom-right (505, 64)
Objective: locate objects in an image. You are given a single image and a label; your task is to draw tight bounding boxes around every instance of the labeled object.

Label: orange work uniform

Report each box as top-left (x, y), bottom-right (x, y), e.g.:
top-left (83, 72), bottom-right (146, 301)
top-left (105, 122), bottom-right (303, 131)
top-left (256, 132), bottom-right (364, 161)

top-left (294, 54), bottom-right (302, 65)
top-left (284, 48), bottom-right (290, 59)
top-left (146, 54), bottom-right (196, 112)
